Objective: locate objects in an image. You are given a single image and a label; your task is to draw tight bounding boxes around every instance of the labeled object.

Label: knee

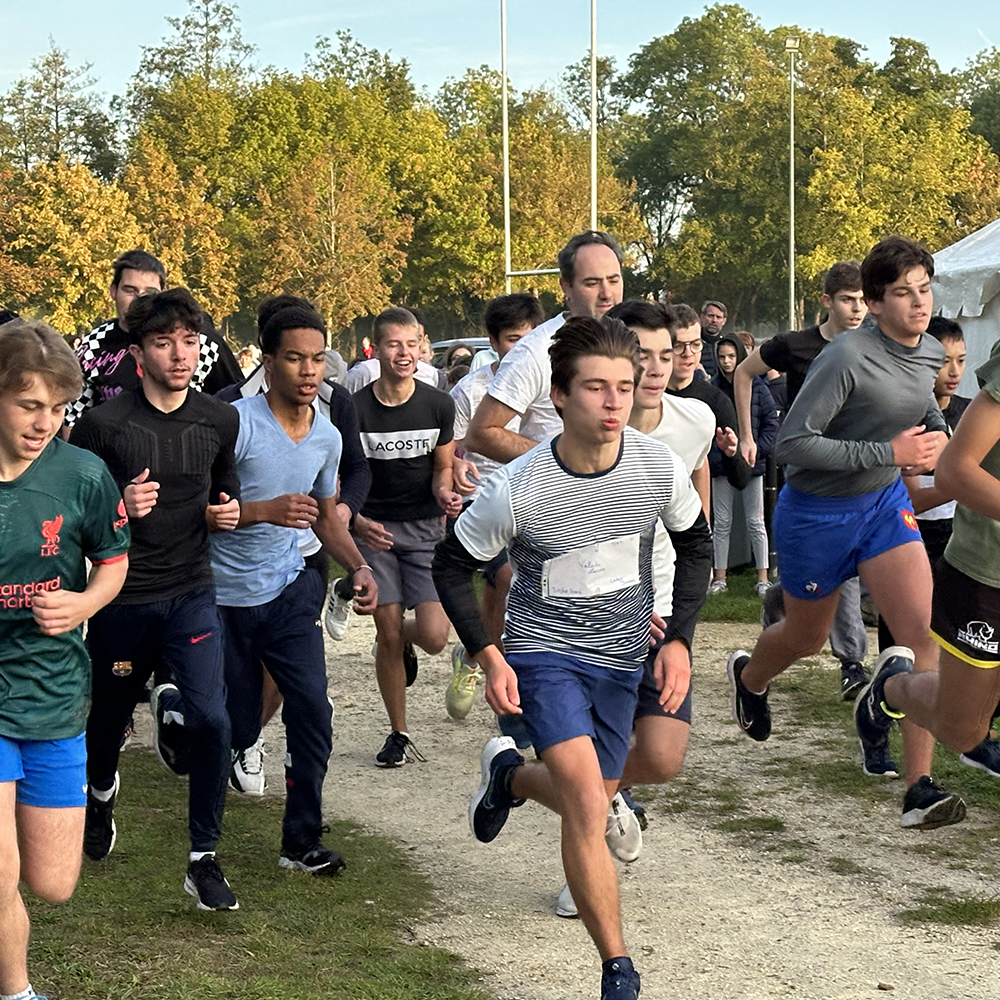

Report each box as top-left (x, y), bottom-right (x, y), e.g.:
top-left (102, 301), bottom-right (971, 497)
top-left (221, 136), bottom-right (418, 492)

top-left (561, 784), bottom-right (611, 835)
top-left (422, 630), bottom-right (449, 656)
top-left (23, 871), bottom-right (77, 905)
top-left (935, 718), bottom-right (988, 756)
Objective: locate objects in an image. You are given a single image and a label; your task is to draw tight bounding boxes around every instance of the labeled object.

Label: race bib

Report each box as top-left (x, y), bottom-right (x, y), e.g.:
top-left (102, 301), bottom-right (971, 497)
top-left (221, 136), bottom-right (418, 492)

top-left (541, 533), bottom-right (641, 599)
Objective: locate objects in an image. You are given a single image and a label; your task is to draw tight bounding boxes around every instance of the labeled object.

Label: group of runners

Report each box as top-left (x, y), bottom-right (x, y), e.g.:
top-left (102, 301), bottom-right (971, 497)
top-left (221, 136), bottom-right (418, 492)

top-left (2, 230), bottom-right (1000, 1000)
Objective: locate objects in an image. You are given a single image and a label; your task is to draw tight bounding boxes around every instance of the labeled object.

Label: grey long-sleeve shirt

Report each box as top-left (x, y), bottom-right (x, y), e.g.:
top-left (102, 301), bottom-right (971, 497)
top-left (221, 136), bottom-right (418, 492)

top-left (774, 325), bottom-right (946, 497)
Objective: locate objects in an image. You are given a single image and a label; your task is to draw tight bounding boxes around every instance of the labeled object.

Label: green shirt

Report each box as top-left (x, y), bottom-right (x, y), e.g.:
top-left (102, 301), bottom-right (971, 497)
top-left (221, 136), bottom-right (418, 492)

top-left (0, 438), bottom-right (130, 740)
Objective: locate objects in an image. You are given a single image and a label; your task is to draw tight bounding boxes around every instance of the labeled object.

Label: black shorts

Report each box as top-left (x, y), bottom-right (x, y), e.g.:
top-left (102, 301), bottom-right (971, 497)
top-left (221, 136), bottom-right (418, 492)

top-left (930, 558), bottom-right (1000, 668)
top-left (634, 648), bottom-right (693, 723)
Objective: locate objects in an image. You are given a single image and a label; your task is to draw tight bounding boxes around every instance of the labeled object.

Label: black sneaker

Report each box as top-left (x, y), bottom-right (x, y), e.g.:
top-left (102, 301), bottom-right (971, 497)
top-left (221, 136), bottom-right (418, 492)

top-left (183, 855), bottom-right (239, 910)
top-left (960, 737), bottom-right (1000, 777)
top-left (727, 650), bottom-right (771, 741)
top-left (279, 842), bottom-right (346, 877)
top-left (403, 641), bottom-right (419, 687)
top-left (840, 661), bottom-right (869, 702)
top-left (150, 683), bottom-right (192, 776)
top-left (619, 787), bottom-right (647, 831)
top-left (601, 957), bottom-right (641, 1000)
top-left (901, 776), bottom-right (967, 830)
top-left (83, 772), bottom-right (119, 861)
top-left (862, 740), bottom-right (900, 778)
top-left (375, 730), bottom-right (426, 767)
top-left (469, 736), bottom-right (525, 843)
top-left (854, 646), bottom-right (911, 774)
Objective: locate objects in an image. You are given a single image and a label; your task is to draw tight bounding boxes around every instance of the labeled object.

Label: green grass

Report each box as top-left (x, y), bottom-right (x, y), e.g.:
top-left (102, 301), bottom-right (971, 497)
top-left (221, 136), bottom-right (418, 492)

top-left (699, 567), bottom-right (766, 623)
top-left (900, 887), bottom-right (1000, 926)
top-left (28, 752), bottom-right (488, 1000)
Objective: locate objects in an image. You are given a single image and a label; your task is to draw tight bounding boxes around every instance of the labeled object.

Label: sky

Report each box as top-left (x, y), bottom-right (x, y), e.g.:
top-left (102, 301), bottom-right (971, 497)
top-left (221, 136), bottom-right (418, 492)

top-left (2, 1), bottom-right (999, 103)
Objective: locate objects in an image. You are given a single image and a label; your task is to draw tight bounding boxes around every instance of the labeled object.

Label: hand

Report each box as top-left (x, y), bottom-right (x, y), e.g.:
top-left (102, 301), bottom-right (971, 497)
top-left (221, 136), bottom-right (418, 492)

top-left (479, 651), bottom-right (522, 716)
top-left (354, 514), bottom-right (393, 551)
top-left (32, 589), bottom-right (91, 635)
top-left (649, 611), bottom-right (667, 647)
top-left (891, 425), bottom-right (938, 471)
top-left (652, 639), bottom-right (691, 714)
top-left (351, 567), bottom-right (378, 614)
top-left (206, 493), bottom-right (240, 532)
top-left (738, 433), bottom-right (757, 466)
top-left (266, 493), bottom-right (319, 528)
top-left (453, 457), bottom-right (481, 496)
top-left (436, 487), bottom-right (464, 519)
top-left (899, 431), bottom-right (948, 476)
top-left (124, 468), bottom-right (159, 518)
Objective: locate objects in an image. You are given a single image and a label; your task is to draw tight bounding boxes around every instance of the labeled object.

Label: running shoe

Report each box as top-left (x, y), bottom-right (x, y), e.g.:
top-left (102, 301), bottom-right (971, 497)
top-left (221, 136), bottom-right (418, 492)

top-left (183, 855), bottom-right (239, 911)
top-left (83, 771), bottom-right (119, 861)
top-left (403, 641), bottom-right (419, 687)
top-left (840, 661), bottom-right (869, 702)
top-left (753, 581), bottom-right (770, 597)
top-left (900, 776), bottom-right (967, 829)
top-left (605, 792), bottom-right (642, 862)
top-left (727, 650), bottom-right (771, 741)
top-left (707, 579), bottom-right (728, 595)
top-left (375, 730), bottom-right (426, 767)
top-left (862, 740), bottom-right (900, 778)
top-left (469, 736), bottom-right (525, 843)
top-left (601, 957), bottom-right (641, 1000)
top-left (230, 735), bottom-right (266, 795)
top-left (619, 788), bottom-right (647, 830)
top-left (279, 841), bottom-right (346, 876)
top-left (555, 881), bottom-right (578, 918)
top-left (150, 683), bottom-right (192, 776)
top-left (854, 646), bottom-right (912, 774)
top-left (960, 737), bottom-right (1000, 778)
top-left (323, 577), bottom-right (353, 640)
top-left (446, 642), bottom-right (483, 720)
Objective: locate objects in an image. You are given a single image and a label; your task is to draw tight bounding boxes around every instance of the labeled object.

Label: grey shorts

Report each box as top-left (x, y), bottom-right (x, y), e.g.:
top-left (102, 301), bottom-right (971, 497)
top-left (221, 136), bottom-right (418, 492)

top-left (355, 517), bottom-right (445, 609)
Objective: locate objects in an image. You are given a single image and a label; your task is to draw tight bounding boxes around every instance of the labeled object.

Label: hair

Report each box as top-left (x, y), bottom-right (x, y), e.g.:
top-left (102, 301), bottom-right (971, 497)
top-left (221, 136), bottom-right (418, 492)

top-left (0, 319), bottom-right (84, 399)
top-left (447, 364), bottom-right (470, 387)
top-left (736, 331), bottom-right (755, 352)
top-left (926, 315), bottom-right (964, 343)
top-left (822, 260), bottom-right (862, 298)
top-left (548, 316), bottom-right (641, 411)
top-left (606, 300), bottom-right (673, 332)
top-left (557, 230), bottom-right (624, 284)
top-left (259, 304), bottom-right (327, 355)
top-left (861, 236), bottom-right (934, 302)
top-left (700, 300), bottom-right (727, 318)
top-left (0, 308), bottom-right (20, 326)
top-left (406, 305), bottom-right (425, 328)
top-left (667, 303), bottom-right (700, 332)
top-left (125, 288), bottom-right (203, 347)
top-left (257, 294), bottom-right (316, 332)
top-left (372, 307), bottom-right (419, 345)
top-left (444, 343), bottom-right (475, 368)
top-left (484, 293), bottom-right (544, 339)
top-left (111, 250), bottom-right (166, 289)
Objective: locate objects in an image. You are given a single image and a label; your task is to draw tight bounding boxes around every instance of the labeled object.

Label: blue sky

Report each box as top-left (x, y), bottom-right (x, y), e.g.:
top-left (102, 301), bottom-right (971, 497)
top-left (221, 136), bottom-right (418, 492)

top-left (2, 1), bottom-right (999, 100)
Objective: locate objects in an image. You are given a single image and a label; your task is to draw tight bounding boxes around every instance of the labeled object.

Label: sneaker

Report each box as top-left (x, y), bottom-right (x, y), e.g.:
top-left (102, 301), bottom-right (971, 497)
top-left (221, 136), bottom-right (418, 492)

top-left (279, 842), bottom-right (346, 876)
top-left (960, 737), bottom-right (1000, 777)
top-left (83, 772), bottom-right (119, 861)
top-left (555, 881), bottom-right (578, 919)
top-left (403, 641), bottom-right (419, 687)
top-left (375, 730), bottom-right (426, 768)
top-left (469, 735), bottom-right (525, 843)
top-left (605, 791), bottom-right (642, 862)
top-left (854, 646), bottom-right (912, 775)
top-left (901, 776), bottom-right (967, 829)
top-left (707, 579), bottom-right (728, 595)
top-left (840, 661), bottom-right (870, 702)
top-left (760, 582), bottom-right (785, 628)
top-left (862, 740), bottom-right (900, 778)
top-left (601, 957), bottom-right (641, 1000)
top-left (619, 788), bottom-right (647, 830)
top-left (323, 578), bottom-right (353, 640)
top-left (446, 642), bottom-right (483, 720)
top-left (150, 683), bottom-right (192, 776)
top-left (230, 735), bottom-right (266, 795)
top-left (183, 855), bottom-right (238, 911)
top-left (727, 650), bottom-right (771, 741)
top-left (753, 581), bottom-right (771, 597)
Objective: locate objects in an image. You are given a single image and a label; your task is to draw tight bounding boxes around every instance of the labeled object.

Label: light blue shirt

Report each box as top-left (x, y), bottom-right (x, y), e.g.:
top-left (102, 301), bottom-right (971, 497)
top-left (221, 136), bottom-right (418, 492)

top-left (210, 395), bottom-right (342, 607)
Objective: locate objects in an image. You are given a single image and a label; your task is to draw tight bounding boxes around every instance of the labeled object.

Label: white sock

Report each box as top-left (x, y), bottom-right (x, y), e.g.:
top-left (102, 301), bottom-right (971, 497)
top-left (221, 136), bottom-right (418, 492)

top-left (90, 784), bottom-right (114, 802)
top-left (189, 850), bottom-right (215, 863)
top-left (3, 985), bottom-right (36, 1000)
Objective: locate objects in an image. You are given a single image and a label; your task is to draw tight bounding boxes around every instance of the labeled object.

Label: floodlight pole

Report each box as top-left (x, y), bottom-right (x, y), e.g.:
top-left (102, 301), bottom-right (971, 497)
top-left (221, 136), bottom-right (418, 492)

top-left (501, 0), bottom-right (512, 293)
top-left (590, 0), bottom-right (598, 230)
top-left (786, 36), bottom-right (799, 330)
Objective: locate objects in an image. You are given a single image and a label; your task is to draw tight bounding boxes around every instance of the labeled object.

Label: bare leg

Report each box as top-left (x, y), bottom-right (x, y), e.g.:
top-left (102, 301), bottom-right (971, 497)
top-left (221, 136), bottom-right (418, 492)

top-left (261, 666), bottom-right (283, 727)
top-left (0, 783), bottom-right (28, 995)
top-left (403, 601), bottom-right (450, 656)
top-left (374, 604), bottom-right (407, 732)
top-left (619, 717), bottom-right (690, 787)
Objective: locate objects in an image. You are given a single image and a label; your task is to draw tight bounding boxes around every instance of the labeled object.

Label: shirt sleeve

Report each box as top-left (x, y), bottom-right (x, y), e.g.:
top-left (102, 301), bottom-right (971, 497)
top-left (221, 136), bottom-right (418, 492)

top-left (759, 333), bottom-right (792, 373)
top-left (82, 460), bottom-right (131, 564)
top-left (312, 426), bottom-right (343, 499)
top-left (659, 450), bottom-right (703, 533)
top-left (454, 470), bottom-right (515, 561)
top-left (197, 317), bottom-right (243, 395)
top-left (451, 381), bottom-right (473, 441)
top-left (488, 336), bottom-right (548, 417)
top-left (436, 391), bottom-right (455, 447)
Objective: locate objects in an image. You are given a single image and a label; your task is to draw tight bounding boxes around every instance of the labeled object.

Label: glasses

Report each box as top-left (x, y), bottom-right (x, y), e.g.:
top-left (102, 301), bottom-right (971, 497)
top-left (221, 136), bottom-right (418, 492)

top-left (672, 340), bottom-right (703, 355)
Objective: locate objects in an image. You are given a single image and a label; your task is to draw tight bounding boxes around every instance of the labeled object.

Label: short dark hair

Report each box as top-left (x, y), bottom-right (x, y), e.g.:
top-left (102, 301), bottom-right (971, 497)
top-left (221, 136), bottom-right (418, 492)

top-left (557, 231), bottom-right (624, 284)
top-left (667, 303), bottom-right (700, 332)
top-left (0, 308), bottom-right (20, 326)
top-left (606, 300), bottom-right (673, 332)
top-left (700, 300), bottom-right (727, 318)
top-left (0, 319), bottom-right (83, 399)
top-left (112, 250), bottom-right (166, 289)
top-left (260, 304), bottom-right (327, 355)
top-left (822, 261), bottom-right (862, 298)
top-left (862, 236), bottom-right (934, 303)
top-left (484, 293), bottom-right (544, 340)
top-left (406, 305), bottom-right (425, 328)
top-left (548, 315), bottom-right (640, 410)
top-left (926, 316), bottom-right (964, 343)
top-left (257, 294), bottom-right (316, 332)
top-left (372, 307), bottom-right (418, 345)
top-left (125, 288), bottom-right (202, 346)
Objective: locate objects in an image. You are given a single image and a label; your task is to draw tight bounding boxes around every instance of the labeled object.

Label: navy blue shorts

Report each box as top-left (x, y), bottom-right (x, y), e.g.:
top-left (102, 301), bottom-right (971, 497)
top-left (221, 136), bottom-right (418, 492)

top-left (0, 733), bottom-right (87, 807)
top-left (634, 649), bottom-right (693, 723)
top-left (506, 653), bottom-right (639, 780)
top-left (774, 478), bottom-right (921, 601)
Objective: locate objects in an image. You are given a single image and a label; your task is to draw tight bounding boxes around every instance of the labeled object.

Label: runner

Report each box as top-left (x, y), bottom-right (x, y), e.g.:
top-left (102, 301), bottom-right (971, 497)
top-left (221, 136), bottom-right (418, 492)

top-left (0, 320), bottom-right (130, 1000)
top-left (432, 316), bottom-right (711, 1000)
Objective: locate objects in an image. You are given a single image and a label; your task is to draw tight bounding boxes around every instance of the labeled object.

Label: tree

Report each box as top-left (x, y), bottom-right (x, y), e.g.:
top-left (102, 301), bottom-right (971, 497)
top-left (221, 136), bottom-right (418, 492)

top-left (561, 54), bottom-right (622, 131)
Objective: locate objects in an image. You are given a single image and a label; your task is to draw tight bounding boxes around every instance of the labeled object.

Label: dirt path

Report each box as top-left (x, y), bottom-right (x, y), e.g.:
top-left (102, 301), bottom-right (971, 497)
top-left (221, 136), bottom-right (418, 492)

top-left (258, 618), bottom-right (1000, 1000)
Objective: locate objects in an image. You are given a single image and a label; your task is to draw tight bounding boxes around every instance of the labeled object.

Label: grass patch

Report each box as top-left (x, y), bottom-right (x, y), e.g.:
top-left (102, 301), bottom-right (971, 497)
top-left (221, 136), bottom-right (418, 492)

top-left (900, 887), bottom-right (1000, 926)
top-left (29, 752), bottom-right (488, 1000)
top-left (698, 566), bottom-right (765, 623)
top-left (715, 815), bottom-right (786, 834)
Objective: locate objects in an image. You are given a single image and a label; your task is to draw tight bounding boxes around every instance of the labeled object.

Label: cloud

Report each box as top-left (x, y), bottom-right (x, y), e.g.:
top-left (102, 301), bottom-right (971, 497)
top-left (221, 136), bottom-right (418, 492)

top-left (977, 27), bottom-right (995, 48)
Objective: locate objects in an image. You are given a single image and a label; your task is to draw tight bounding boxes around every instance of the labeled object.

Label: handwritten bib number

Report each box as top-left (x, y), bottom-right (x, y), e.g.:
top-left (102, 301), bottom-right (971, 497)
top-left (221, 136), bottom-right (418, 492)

top-left (541, 533), bottom-right (641, 599)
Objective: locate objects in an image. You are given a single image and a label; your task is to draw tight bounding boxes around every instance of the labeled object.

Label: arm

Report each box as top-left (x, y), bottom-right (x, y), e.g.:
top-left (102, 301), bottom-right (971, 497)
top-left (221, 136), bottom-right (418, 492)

top-left (238, 494), bottom-right (319, 528)
top-left (752, 380), bottom-right (780, 461)
top-left (464, 393), bottom-right (534, 463)
top-left (903, 474), bottom-right (953, 515)
top-left (312, 496), bottom-right (377, 612)
top-left (329, 387), bottom-right (371, 521)
top-left (935, 390), bottom-right (1000, 520)
top-left (691, 462), bottom-right (711, 520)
top-left (712, 392), bottom-right (752, 489)
top-left (32, 557), bottom-right (129, 636)
top-left (205, 410), bottom-right (242, 531)
top-left (734, 350), bottom-right (771, 465)
top-left (432, 440), bottom-right (463, 518)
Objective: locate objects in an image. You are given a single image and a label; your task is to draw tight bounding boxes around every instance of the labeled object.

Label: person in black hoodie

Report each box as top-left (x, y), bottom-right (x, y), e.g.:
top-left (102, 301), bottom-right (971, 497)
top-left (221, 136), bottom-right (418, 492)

top-left (708, 334), bottom-right (778, 596)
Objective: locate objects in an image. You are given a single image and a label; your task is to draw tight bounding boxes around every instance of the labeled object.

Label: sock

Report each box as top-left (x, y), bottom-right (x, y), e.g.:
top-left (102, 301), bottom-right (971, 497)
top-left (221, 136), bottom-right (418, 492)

top-left (89, 783), bottom-right (114, 802)
top-left (189, 850), bottom-right (215, 863)
top-left (3, 985), bottom-right (36, 1000)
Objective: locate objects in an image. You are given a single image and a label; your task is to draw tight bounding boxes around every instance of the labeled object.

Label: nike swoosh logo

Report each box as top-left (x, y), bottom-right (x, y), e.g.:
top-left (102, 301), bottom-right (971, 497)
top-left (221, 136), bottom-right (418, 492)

top-left (190, 632), bottom-right (212, 644)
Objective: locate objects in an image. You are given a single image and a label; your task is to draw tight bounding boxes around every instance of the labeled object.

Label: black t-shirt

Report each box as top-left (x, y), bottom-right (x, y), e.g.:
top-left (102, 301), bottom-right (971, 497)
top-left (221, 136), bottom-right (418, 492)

top-left (758, 326), bottom-right (830, 405)
top-left (942, 394), bottom-right (971, 433)
top-left (70, 386), bottom-right (240, 604)
top-left (353, 380), bottom-right (455, 522)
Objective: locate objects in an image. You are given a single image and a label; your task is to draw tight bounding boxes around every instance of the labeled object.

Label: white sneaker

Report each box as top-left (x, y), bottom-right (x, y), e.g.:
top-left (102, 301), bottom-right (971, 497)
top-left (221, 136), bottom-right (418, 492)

top-left (446, 642), bottom-right (483, 720)
top-left (230, 735), bottom-right (266, 795)
top-left (605, 791), bottom-right (642, 862)
top-left (555, 881), bottom-right (578, 918)
top-left (707, 579), bottom-right (728, 595)
top-left (324, 578), bottom-right (353, 640)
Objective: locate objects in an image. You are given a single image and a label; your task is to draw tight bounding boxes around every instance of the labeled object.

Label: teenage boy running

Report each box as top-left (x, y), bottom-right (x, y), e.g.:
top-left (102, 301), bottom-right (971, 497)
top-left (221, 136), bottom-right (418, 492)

top-left (728, 236), bottom-right (964, 829)
top-left (0, 321), bottom-right (129, 1000)
top-left (432, 317), bottom-right (711, 1000)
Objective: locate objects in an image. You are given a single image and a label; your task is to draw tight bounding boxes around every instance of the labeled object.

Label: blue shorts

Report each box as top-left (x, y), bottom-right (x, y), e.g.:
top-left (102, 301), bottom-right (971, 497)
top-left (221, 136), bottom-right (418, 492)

top-left (0, 733), bottom-right (87, 807)
top-left (506, 653), bottom-right (639, 780)
top-left (635, 650), bottom-right (693, 723)
top-left (774, 478), bottom-right (921, 601)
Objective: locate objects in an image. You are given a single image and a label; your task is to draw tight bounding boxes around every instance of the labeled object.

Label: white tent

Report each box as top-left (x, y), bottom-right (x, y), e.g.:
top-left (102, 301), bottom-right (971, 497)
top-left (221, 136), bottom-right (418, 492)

top-left (932, 217), bottom-right (1000, 395)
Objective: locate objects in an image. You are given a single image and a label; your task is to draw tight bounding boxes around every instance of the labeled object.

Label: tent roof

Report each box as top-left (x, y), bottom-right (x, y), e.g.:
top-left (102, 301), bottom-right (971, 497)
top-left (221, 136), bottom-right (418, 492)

top-left (933, 217), bottom-right (1000, 318)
